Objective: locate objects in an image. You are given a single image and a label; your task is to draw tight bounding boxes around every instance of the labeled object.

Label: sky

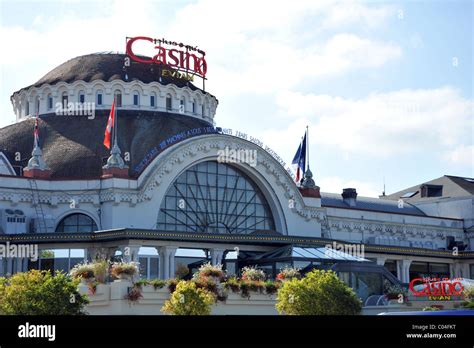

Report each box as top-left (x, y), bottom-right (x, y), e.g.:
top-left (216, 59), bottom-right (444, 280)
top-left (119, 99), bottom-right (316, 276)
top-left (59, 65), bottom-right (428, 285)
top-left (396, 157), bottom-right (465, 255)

top-left (0, 0), bottom-right (472, 197)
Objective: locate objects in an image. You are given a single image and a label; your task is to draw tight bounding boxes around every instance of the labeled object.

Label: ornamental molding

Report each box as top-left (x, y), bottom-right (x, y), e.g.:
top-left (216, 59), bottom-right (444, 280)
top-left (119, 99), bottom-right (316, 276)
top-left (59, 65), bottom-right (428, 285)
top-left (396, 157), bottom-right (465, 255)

top-left (0, 189), bottom-right (138, 208)
top-left (137, 135), bottom-right (326, 222)
top-left (325, 217), bottom-right (465, 240)
top-left (12, 78), bottom-right (218, 124)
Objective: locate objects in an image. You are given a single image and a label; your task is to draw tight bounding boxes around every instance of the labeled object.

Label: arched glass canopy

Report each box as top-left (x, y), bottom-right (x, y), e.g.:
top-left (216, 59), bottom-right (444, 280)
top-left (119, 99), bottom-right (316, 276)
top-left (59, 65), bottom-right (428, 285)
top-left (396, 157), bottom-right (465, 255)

top-left (157, 161), bottom-right (275, 234)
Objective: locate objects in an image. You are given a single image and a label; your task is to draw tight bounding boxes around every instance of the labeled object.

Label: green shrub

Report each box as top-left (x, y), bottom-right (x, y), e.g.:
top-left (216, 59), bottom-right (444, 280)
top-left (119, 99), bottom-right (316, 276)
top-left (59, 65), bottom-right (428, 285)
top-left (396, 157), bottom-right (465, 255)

top-left (0, 270), bottom-right (88, 315)
top-left (462, 285), bottom-right (474, 301)
top-left (422, 306), bottom-right (441, 311)
top-left (161, 280), bottom-right (215, 315)
top-left (167, 279), bottom-right (179, 293)
top-left (276, 269), bottom-right (362, 315)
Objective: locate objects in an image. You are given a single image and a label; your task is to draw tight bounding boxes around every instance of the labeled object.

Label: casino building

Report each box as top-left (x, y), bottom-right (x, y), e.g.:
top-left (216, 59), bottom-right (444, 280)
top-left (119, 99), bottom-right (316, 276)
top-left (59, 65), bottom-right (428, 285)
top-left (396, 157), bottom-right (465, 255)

top-left (0, 44), bottom-right (473, 301)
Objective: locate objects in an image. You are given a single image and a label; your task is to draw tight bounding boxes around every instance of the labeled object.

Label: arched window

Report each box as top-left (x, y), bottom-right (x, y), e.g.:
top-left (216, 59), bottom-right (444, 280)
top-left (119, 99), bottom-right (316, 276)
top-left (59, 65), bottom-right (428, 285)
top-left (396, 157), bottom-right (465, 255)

top-left (157, 161), bottom-right (275, 234)
top-left (150, 92), bottom-right (156, 108)
top-left (78, 90), bottom-right (85, 104)
top-left (133, 91), bottom-right (139, 106)
top-left (62, 92), bottom-right (68, 109)
top-left (166, 94), bottom-right (172, 111)
top-left (96, 90), bottom-right (103, 106)
top-left (114, 90), bottom-right (122, 107)
top-left (56, 213), bottom-right (98, 233)
top-left (47, 94), bottom-right (53, 110)
top-left (179, 97), bottom-right (185, 113)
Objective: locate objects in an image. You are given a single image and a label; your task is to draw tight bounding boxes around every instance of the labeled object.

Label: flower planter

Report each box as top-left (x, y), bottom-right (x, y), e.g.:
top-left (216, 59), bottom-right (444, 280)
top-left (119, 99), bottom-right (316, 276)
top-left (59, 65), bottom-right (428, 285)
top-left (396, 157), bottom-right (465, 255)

top-left (80, 277), bottom-right (95, 285)
top-left (114, 274), bottom-right (133, 282)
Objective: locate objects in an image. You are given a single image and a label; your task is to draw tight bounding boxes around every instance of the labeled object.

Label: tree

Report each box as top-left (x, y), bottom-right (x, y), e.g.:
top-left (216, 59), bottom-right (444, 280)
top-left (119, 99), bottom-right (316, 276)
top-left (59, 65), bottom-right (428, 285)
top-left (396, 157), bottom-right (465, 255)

top-left (0, 270), bottom-right (88, 315)
top-left (276, 269), bottom-right (362, 315)
top-left (161, 280), bottom-right (215, 315)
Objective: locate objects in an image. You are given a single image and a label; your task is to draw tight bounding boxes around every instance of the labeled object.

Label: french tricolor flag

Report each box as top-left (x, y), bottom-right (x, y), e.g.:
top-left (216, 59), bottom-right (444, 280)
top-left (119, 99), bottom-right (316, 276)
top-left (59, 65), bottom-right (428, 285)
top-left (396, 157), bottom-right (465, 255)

top-left (292, 130), bottom-right (307, 183)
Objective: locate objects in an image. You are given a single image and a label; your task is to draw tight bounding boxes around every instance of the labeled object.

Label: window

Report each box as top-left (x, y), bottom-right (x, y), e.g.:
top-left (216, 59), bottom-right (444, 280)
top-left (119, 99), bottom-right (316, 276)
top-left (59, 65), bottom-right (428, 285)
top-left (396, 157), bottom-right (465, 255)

top-left (56, 213), bottom-right (98, 233)
top-left (25, 100), bottom-right (30, 116)
top-left (62, 92), bottom-right (68, 109)
top-left (192, 100), bottom-right (196, 113)
top-left (157, 161), bottom-right (275, 234)
top-left (47, 94), bottom-right (53, 110)
top-left (166, 94), bottom-right (172, 111)
top-left (133, 92), bottom-right (139, 106)
top-left (115, 90), bottom-right (122, 107)
top-left (97, 91), bottom-right (103, 106)
top-left (79, 91), bottom-right (85, 104)
top-left (150, 94), bottom-right (155, 107)
top-left (35, 98), bottom-right (40, 114)
top-left (401, 191), bottom-right (418, 198)
top-left (179, 98), bottom-right (185, 113)
top-left (420, 184), bottom-right (442, 198)
top-left (201, 104), bottom-right (205, 116)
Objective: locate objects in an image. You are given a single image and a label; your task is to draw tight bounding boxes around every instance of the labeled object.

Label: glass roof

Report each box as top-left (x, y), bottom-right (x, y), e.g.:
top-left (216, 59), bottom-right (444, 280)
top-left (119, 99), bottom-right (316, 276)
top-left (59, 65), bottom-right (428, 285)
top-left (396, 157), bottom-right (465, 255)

top-left (251, 245), bottom-right (370, 263)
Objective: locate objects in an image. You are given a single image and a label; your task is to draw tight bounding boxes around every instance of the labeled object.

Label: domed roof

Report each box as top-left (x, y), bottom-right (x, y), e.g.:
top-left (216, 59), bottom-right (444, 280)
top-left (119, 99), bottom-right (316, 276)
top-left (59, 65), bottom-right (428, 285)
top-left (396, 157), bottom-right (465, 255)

top-left (13, 53), bottom-right (206, 95)
top-left (0, 111), bottom-right (213, 179)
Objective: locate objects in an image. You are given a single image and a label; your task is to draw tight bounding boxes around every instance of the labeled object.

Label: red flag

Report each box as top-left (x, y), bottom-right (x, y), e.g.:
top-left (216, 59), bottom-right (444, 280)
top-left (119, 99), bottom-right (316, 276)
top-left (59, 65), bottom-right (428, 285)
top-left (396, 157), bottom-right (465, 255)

top-left (103, 98), bottom-right (115, 149)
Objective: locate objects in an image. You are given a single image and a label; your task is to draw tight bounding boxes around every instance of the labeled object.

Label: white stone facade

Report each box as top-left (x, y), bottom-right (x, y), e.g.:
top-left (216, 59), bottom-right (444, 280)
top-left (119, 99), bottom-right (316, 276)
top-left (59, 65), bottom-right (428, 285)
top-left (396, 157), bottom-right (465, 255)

top-left (10, 79), bottom-right (218, 125)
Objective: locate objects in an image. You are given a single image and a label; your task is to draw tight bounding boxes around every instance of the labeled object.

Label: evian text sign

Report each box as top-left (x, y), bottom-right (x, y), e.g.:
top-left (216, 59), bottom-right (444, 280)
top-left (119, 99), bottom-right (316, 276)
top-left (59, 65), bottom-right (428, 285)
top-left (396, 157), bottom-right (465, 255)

top-left (126, 36), bottom-right (207, 79)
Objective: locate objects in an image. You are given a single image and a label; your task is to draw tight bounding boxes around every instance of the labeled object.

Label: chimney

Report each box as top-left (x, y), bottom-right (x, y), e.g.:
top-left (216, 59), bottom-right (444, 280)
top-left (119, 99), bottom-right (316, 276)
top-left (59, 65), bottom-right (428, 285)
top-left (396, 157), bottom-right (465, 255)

top-left (342, 188), bottom-right (357, 207)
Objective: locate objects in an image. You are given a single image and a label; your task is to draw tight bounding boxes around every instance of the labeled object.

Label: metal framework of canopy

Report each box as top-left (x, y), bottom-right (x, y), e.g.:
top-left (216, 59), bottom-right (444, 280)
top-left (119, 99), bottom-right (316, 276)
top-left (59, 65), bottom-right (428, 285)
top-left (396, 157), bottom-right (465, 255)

top-left (248, 245), bottom-right (370, 263)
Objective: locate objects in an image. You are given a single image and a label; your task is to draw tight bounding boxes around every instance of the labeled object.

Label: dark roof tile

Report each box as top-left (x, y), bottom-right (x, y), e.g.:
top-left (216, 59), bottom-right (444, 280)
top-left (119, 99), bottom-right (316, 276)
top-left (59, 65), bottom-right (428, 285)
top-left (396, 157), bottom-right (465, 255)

top-left (0, 111), bottom-right (212, 179)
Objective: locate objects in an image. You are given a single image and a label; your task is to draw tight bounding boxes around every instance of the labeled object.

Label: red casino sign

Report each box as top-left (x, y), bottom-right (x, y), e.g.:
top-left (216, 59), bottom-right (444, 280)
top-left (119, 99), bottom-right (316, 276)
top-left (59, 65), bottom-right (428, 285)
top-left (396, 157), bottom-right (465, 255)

top-left (409, 278), bottom-right (464, 300)
top-left (126, 36), bottom-right (207, 80)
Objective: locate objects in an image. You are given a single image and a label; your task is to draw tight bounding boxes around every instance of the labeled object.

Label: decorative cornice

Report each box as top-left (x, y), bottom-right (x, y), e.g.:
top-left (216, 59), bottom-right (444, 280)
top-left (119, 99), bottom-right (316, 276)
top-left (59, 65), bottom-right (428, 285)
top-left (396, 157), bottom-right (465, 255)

top-left (137, 135), bottom-right (325, 222)
top-left (1, 228), bottom-right (472, 259)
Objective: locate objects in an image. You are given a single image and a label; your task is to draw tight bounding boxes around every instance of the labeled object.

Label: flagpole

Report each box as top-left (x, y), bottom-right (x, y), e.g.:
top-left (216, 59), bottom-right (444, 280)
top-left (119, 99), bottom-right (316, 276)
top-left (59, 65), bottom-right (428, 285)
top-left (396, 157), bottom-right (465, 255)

top-left (306, 125), bottom-right (309, 171)
top-left (114, 97), bottom-right (117, 148)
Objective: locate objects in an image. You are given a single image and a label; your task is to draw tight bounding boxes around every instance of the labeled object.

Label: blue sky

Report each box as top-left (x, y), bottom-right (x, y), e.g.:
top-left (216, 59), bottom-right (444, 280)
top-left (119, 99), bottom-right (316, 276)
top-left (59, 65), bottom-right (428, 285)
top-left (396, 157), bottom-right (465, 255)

top-left (0, 0), bottom-right (472, 196)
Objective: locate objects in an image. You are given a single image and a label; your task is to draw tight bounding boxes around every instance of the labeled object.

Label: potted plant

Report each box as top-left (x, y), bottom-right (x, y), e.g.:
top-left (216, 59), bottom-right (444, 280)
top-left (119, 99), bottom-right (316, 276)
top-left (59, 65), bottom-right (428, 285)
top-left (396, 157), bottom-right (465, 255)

top-left (195, 262), bottom-right (225, 283)
top-left (383, 281), bottom-right (407, 301)
top-left (264, 280), bottom-right (280, 295)
top-left (241, 266), bottom-right (265, 281)
top-left (69, 263), bottom-right (95, 284)
top-left (125, 285), bottom-right (143, 304)
top-left (276, 266), bottom-right (301, 281)
top-left (224, 277), bottom-right (240, 293)
top-left (111, 262), bottom-right (138, 281)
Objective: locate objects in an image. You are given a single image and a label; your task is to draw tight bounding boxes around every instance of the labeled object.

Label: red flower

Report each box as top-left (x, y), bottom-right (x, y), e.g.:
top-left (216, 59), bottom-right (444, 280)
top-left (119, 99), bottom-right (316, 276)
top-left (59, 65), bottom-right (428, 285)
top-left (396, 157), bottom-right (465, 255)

top-left (277, 274), bottom-right (284, 280)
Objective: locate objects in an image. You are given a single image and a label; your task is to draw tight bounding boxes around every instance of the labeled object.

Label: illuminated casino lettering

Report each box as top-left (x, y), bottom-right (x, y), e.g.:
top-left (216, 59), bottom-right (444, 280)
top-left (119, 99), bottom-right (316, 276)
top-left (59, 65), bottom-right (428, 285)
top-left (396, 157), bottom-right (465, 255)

top-left (409, 278), bottom-right (464, 298)
top-left (126, 36), bottom-right (207, 79)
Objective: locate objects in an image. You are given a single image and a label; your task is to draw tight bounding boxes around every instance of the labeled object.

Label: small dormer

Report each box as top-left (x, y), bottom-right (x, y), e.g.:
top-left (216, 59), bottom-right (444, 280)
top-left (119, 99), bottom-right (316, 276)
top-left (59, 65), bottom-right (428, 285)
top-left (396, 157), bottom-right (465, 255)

top-left (420, 184), bottom-right (443, 198)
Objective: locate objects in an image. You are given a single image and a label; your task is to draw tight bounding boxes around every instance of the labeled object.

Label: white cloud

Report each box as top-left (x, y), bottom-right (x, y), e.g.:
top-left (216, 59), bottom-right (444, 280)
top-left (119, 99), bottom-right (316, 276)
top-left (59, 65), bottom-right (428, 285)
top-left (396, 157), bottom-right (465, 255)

top-left (320, 176), bottom-right (382, 197)
top-left (274, 87), bottom-right (474, 158)
top-left (0, 0), bottom-right (401, 128)
top-left (444, 145), bottom-right (474, 166)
